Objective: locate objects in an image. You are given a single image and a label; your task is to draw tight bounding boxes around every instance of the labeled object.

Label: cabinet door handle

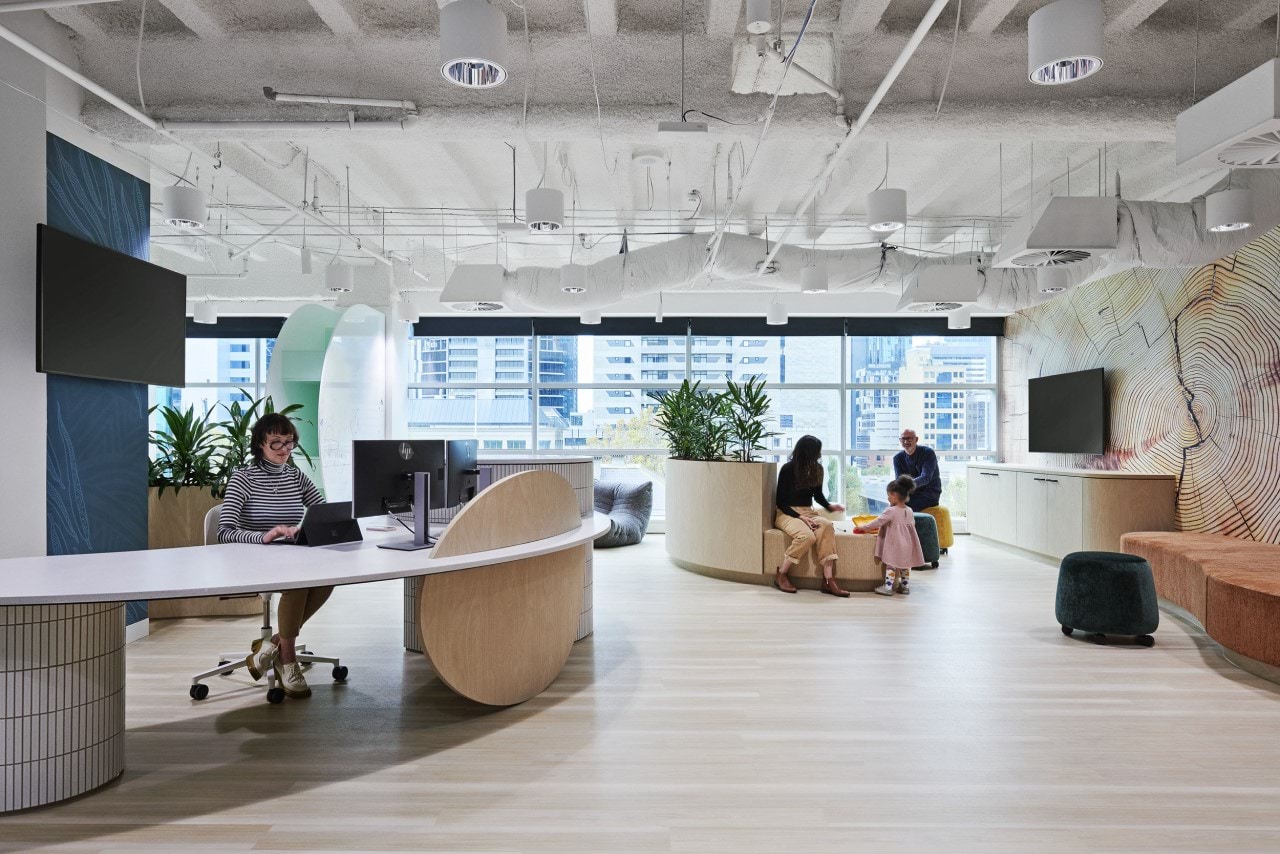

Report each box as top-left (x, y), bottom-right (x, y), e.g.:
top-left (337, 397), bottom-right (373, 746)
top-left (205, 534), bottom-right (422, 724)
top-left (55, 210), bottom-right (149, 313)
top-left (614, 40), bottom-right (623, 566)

top-left (1044, 478), bottom-right (1058, 483)
top-left (1033, 477), bottom-right (1046, 482)
top-left (980, 472), bottom-right (999, 477)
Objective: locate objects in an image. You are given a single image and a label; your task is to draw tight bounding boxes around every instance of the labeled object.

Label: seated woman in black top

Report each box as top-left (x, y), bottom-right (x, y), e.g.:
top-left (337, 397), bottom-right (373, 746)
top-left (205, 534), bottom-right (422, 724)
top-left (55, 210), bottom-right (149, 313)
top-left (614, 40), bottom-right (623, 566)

top-left (773, 435), bottom-right (848, 597)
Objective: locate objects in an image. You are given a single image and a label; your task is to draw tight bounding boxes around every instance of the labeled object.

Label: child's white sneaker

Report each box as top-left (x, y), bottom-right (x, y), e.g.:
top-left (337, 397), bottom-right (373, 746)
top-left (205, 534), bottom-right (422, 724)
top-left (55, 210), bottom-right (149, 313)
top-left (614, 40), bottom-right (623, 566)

top-left (897, 579), bottom-right (911, 595)
top-left (874, 581), bottom-right (895, 596)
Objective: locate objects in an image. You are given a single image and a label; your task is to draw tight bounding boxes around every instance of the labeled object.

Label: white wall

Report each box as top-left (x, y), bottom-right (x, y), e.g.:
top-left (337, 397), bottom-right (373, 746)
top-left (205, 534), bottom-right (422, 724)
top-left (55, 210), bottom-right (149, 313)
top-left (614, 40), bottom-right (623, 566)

top-left (0, 15), bottom-right (49, 559)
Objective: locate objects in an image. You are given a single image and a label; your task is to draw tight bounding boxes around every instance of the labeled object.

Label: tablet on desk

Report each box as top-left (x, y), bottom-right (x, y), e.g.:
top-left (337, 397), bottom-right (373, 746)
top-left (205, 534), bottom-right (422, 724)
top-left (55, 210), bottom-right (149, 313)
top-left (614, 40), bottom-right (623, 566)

top-left (269, 502), bottom-right (363, 547)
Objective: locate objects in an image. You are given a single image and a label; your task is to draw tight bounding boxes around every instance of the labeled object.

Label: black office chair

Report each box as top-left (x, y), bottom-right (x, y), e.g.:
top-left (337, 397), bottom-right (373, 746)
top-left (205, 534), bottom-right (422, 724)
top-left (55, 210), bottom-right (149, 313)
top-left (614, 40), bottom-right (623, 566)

top-left (188, 506), bottom-right (348, 703)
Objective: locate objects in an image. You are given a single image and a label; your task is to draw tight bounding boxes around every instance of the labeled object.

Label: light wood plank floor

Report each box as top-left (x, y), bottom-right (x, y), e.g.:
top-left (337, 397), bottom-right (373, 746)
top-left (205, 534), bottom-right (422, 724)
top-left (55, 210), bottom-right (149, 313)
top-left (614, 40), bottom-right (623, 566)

top-left (4, 536), bottom-right (1280, 852)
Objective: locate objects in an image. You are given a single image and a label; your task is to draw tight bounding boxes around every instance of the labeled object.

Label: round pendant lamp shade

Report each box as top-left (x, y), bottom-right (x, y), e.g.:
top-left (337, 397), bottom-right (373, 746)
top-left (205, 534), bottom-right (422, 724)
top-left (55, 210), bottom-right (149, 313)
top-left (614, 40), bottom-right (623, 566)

top-left (1206, 188), bottom-right (1253, 233)
top-left (766, 302), bottom-right (788, 326)
top-left (161, 185), bottom-right (208, 230)
top-left (439, 0), bottom-right (509, 89)
top-left (560, 263), bottom-right (587, 293)
top-left (947, 305), bottom-right (972, 330)
top-left (526, 187), bottom-right (564, 232)
top-left (1037, 266), bottom-right (1072, 294)
top-left (866, 188), bottom-right (907, 233)
top-left (1028, 0), bottom-right (1104, 85)
top-left (193, 301), bottom-right (218, 324)
top-left (801, 263), bottom-right (828, 294)
top-left (580, 308), bottom-right (602, 325)
top-left (325, 262), bottom-right (354, 293)
top-left (746, 0), bottom-right (772, 34)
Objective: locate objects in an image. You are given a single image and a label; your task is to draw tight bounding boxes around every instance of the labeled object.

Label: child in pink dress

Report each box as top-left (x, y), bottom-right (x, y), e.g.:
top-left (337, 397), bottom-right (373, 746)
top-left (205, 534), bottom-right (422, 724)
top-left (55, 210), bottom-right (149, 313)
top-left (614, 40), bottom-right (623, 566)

top-left (853, 475), bottom-right (925, 596)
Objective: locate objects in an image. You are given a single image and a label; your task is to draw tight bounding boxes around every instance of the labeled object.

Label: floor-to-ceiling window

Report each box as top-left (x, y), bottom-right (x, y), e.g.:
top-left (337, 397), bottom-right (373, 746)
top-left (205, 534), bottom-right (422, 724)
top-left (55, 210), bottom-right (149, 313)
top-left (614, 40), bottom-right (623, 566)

top-left (149, 336), bottom-right (277, 433)
top-left (408, 326), bottom-right (999, 525)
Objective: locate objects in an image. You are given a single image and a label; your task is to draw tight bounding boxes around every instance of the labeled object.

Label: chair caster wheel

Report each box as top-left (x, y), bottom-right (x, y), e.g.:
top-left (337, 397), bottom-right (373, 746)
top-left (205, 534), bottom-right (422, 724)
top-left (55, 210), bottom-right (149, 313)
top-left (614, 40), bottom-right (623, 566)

top-left (266, 687), bottom-right (286, 704)
top-left (332, 665), bottom-right (349, 682)
top-left (1061, 625), bottom-right (1073, 636)
top-left (930, 561), bottom-right (939, 569)
top-left (217, 660), bottom-right (230, 667)
top-left (1136, 634), bottom-right (1155, 647)
top-left (189, 684), bottom-right (209, 701)
top-left (1091, 633), bottom-right (1107, 644)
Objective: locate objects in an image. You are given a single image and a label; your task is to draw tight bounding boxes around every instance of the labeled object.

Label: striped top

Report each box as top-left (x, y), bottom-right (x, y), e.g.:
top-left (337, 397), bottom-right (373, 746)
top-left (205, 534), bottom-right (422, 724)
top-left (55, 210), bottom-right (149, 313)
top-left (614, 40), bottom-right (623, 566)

top-left (218, 460), bottom-right (324, 544)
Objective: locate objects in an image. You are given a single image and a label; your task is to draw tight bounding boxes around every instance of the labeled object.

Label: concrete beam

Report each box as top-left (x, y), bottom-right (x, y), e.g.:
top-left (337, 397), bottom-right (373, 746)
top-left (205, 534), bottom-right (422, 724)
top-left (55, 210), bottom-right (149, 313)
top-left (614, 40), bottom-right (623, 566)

top-left (584, 0), bottom-right (617, 36)
top-left (44, 5), bottom-right (107, 40)
top-left (1105, 0), bottom-right (1176, 33)
top-left (1225, 0), bottom-right (1278, 30)
top-left (839, 0), bottom-right (895, 33)
top-left (964, 0), bottom-right (1020, 34)
top-left (305, 0), bottom-right (360, 36)
top-left (706, 0), bottom-right (742, 37)
top-left (155, 0), bottom-right (224, 39)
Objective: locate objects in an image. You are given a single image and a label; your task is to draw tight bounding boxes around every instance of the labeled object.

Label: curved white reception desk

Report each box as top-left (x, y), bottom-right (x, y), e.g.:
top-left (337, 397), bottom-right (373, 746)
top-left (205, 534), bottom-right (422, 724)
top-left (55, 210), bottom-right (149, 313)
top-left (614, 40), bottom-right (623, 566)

top-left (0, 471), bottom-right (606, 813)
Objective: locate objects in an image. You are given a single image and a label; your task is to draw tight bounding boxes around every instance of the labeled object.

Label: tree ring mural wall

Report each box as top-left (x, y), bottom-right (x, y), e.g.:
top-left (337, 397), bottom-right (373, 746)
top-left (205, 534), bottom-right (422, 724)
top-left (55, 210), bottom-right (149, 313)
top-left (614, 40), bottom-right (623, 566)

top-left (1002, 227), bottom-right (1280, 544)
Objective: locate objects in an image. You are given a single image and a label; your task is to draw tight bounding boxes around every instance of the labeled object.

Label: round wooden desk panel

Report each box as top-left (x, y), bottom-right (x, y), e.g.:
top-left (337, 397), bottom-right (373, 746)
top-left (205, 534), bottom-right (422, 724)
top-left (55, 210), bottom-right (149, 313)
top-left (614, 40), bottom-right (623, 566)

top-left (418, 470), bottom-right (585, 706)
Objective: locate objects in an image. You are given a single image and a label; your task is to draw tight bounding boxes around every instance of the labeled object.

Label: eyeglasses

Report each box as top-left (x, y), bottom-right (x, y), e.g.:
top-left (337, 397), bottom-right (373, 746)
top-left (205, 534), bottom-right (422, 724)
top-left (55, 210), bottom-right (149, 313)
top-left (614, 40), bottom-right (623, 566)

top-left (899, 436), bottom-right (916, 443)
top-left (267, 440), bottom-right (298, 451)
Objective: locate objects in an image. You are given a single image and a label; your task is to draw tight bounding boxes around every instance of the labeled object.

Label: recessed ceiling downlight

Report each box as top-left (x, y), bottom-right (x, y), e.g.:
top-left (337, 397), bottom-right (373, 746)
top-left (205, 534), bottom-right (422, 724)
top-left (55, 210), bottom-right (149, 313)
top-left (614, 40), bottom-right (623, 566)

top-left (1028, 0), bottom-right (1104, 86)
top-left (439, 0), bottom-right (509, 89)
top-left (161, 185), bottom-right (208, 230)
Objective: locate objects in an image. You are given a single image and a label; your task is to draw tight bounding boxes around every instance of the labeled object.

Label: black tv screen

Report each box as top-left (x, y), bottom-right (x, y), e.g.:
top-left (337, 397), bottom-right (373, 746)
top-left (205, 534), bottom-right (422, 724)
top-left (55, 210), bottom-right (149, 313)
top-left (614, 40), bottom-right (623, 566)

top-left (1028, 368), bottom-right (1106, 454)
top-left (37, 224), bottom-right (186, 387)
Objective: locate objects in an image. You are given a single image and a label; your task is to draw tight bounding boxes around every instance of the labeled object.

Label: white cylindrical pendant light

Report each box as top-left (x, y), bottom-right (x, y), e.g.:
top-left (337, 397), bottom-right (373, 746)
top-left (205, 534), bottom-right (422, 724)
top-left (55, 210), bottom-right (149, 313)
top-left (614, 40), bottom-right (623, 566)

top-left (947, 305), bottom-right (972, 330)
top-left (655, 291), bottom-right (664, 323)
top-left (1206, 188), bottom-right (1253, 233)
top-left (439, 0), bottom-right (509, 89)
top-left (1037, 266), bottom-right (1072, 294)
top-left (325, 262), bottom-right (354, 293)
top-left (801, 263), bottom-right (828, 294)
top-left (580, 308), bottom-right (602, 325)
top-left (300, 245), bottom-right (313, 274)
top-left (161, 185), bottom-right (208, 230)
top-left (746, 0), bottom-right (772, 34)
top-left (1028, 0), bottom-right (1104, 85)
top-left (766, 302), bottom-right (787, 326)
top-left (526, 187), bottom-right (564, 232)
top-left (866, 188), bottom-right (907, 233)
top-left (395, 294), bottom-right (421, 323)
top-left (560, 263), bottom-right (587, 293)
top-left (193, 301), bottom-right (217, 324)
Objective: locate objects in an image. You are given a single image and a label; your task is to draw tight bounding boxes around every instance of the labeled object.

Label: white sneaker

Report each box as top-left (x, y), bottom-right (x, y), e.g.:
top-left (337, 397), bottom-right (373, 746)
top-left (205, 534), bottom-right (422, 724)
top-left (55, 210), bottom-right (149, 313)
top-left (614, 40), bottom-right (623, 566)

top-left (897, 580), bottom-right (911, 595)
top-left (275, 661), bottom-right (312, 699)
top-left (874, 582), bottom-right (895, 596)
top-left (245, 638), bottom-right (278, 681)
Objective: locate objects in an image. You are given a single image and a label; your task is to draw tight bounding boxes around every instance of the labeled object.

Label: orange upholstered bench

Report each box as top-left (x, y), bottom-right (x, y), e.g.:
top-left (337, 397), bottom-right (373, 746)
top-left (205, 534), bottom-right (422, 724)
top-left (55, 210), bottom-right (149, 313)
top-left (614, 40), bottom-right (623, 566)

top-left (1121, 532), bottom-right (1280, 673)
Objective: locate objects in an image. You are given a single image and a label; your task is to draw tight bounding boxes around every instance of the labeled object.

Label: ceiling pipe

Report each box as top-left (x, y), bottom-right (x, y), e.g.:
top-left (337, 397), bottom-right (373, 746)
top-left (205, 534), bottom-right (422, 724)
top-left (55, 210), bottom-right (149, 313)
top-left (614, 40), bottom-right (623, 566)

top-left (161, 115), bottom-right (418, 133)
top-left (227, 214), bottom-right (298, 261)
top-left (0, 19), bottom-right (431, 285)
top-left (763, 45), bottom-right (843, 115)
top-left (187, 260), bottom-right (249, 279)
top-left (0, 0), bottom-right (118, 12)
top-left (263, 87), bottom-right (417, 113)
top-left (757, 0), bottom-right (954, 274)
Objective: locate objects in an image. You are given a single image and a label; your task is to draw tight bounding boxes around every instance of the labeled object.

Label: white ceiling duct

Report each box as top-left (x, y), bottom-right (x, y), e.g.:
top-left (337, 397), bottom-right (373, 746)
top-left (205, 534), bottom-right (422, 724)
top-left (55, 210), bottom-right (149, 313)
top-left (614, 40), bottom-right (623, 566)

top-left (439, 0), bottom-right (509, 89)
top-left (991, 196), bottom-right (1118, 268)
top-left (1177, 60), bottom-right (1280, 169)
top-left (440, 264), bottom-right (509, 312)
top-left (896, 264), bottom-right (981, 312)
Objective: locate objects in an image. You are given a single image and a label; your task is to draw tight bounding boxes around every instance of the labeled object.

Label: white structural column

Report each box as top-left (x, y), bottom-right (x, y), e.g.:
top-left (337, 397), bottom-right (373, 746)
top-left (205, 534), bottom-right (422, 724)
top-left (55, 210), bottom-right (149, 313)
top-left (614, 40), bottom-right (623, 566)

top-left (839, 0), bottom-right (895, 33)
top-left (706, 0), bottom-right (743, 37)
top-left (403, 459), bottom-right (596, 652)
top-left (965, 0), bottom-right (1021, 33)
top-left (155, 0), bottom-right (224, 39)
top-left (1105, 0), bottom-right (1175, 33)
top-left (1, 603), bottom-right (127, 812)
top-left (305, 0), bottom-right (361, 36)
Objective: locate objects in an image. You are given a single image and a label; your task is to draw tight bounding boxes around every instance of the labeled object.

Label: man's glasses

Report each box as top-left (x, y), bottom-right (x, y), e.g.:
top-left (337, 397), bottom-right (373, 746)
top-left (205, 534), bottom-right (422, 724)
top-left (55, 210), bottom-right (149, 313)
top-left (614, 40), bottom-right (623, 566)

top-left (267, 440), bottom-right (298, 451)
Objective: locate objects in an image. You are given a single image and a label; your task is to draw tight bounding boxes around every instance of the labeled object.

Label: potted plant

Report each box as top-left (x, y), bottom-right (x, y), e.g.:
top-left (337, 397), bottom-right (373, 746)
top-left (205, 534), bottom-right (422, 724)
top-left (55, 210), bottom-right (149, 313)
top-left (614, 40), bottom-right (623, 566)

top-left (653, 379), bottom-right (781, 575)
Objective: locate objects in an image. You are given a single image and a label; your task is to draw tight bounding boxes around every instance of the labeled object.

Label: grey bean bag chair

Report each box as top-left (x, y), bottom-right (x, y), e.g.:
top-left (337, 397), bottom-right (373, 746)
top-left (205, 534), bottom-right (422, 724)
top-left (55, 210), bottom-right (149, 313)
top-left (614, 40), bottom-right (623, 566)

top-left (593, 480), bottom-right (653, 548)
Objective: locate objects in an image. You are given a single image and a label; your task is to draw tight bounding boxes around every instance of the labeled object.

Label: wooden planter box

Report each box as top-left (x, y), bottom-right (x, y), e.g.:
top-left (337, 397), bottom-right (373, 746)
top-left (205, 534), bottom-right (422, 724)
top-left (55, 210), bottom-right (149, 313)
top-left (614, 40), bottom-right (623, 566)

top-left (664, 459), bottom-right (776, 576)
top-left (148, 486), bottom-right (260, 619)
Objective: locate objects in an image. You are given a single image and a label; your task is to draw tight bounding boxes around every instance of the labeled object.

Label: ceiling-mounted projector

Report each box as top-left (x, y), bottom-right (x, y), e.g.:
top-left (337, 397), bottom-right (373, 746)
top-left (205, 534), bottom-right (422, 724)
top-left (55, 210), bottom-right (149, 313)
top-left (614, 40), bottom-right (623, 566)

top-left (1177, 59), bottom-right (1280, 169)
top-left (896, 264), bottom-right (982, 313)
top-left (991, 196), bottom-right (1118, 268)
top-left (440, 264), bottom-right (508, 312)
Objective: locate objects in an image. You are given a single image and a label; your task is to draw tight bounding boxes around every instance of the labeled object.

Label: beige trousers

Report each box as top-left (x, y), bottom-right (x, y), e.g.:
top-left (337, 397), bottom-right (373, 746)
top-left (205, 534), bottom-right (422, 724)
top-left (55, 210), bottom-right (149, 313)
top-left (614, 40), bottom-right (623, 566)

top-left (277, 586), bottom-right (334, 640)
top-left (775, 507), bottom-right (839, 564)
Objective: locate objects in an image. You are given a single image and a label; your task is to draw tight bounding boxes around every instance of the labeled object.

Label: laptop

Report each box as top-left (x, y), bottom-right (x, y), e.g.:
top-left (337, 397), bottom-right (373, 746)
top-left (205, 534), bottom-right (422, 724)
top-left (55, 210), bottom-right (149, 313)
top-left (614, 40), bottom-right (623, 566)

top-left (270, 501), bottom-right (363, 547)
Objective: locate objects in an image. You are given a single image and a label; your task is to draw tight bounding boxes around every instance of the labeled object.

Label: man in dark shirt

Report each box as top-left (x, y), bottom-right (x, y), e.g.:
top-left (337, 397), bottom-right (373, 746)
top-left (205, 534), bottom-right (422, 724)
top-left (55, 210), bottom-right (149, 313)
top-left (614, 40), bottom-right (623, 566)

top-left (892, 429), bottom-right (942, 511)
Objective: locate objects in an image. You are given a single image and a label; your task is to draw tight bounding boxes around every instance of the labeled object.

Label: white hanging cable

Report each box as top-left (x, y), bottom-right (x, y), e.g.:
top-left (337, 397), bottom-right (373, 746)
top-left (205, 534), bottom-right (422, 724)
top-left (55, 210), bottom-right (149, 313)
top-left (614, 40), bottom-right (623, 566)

top-left (935, 0), bottom-right (962, 114)
top-left (582, 0), bottom-right (619, 177)
top-left (135, 0), bottom-right (148, 112)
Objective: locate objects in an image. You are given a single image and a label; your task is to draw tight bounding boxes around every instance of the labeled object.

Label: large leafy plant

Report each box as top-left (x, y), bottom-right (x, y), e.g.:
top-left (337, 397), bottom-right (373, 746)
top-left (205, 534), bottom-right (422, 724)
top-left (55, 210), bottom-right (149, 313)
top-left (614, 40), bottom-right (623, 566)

top-left (210, 390), bottom-right (312, 499)
top-left (650, 378), bottom-right (777, 463)
top-left (722, 376), bottom-right (779, 463)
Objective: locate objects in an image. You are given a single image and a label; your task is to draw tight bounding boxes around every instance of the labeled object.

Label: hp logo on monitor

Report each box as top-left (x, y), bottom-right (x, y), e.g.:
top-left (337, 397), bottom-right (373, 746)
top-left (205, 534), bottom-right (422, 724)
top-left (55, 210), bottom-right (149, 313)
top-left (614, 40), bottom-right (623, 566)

top-left (398, 442), bottom-right (414, 461)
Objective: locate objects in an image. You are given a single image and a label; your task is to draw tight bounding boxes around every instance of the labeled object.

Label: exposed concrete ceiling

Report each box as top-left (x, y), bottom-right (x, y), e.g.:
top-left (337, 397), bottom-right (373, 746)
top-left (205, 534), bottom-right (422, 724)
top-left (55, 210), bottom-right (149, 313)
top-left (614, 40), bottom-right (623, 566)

top-left (14, 0), bottom-right (1280, 313)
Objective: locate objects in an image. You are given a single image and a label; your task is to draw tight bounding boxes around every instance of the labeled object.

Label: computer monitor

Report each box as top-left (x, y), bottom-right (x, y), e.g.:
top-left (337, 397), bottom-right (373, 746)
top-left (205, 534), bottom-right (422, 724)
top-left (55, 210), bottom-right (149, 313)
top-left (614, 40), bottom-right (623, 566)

top-left (351, 440), bottom-right (447, 519)
top-left (446, 439), bottom-right (479, 507)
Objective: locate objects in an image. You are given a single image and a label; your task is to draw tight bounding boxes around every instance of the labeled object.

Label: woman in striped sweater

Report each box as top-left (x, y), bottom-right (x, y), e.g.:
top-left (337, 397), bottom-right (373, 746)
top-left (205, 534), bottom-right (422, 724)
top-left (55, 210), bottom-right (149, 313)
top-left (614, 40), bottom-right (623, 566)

top-left (219, 412), bottom-right (329, 699)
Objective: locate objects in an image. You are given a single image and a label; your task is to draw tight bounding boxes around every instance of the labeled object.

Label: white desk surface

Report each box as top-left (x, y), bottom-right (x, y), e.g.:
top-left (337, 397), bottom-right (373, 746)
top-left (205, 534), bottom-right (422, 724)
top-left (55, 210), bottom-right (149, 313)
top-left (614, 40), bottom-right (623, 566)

top-left (0, 513), bottom-right (610, 607)
top-left (479, 456), bottom-right (594, 465)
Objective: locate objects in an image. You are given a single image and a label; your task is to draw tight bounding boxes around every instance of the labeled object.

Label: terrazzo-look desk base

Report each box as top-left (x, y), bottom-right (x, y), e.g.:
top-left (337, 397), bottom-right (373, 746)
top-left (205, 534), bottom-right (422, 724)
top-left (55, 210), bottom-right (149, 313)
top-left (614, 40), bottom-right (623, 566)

top-left (1, 603), bottom-right (125, 812)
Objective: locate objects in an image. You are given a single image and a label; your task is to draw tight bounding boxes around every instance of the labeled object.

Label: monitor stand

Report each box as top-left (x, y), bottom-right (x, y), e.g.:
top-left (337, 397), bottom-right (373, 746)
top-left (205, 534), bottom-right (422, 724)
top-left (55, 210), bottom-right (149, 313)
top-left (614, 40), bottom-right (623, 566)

top-left (377, 472), bottom-right (434, 551)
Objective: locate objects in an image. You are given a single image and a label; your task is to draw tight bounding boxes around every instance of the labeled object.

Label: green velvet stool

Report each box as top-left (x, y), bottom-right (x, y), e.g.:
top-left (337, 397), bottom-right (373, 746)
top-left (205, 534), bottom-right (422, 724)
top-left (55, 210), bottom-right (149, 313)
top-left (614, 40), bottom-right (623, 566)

top-left (912, 512), bottom-right (940, 569)
top-left (1056, 551), bottom-right (1159, 647)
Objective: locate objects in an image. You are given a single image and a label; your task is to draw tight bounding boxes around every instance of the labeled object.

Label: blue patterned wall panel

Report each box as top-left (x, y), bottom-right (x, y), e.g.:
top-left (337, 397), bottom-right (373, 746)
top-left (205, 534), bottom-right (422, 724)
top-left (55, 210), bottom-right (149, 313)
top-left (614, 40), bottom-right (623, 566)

top-left (45, 134), bottom-right (151, 625)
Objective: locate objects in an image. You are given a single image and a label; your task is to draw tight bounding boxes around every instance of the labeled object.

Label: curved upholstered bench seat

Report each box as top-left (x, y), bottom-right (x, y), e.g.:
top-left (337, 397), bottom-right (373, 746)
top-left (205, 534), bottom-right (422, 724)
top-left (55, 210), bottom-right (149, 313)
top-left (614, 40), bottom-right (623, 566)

top-left (762, 528), bottom-right (880, 590)
top-left (1121, 531), bottom-right (1280, 673)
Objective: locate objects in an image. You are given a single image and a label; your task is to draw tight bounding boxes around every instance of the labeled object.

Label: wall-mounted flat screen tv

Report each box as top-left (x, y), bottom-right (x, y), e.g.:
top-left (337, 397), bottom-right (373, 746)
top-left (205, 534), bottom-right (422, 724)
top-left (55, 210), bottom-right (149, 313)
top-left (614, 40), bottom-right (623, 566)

top-left (1028, 367), bottom-right (1106, 454)
top-left (37, 223), bottom-right (186, 387)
